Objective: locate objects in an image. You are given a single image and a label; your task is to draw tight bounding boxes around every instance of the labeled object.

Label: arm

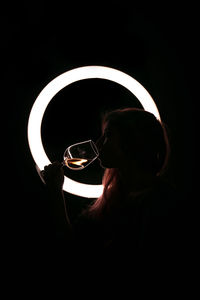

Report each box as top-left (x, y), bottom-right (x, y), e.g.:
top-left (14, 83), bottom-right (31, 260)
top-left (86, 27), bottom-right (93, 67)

top-left (42, 162), bottom-right (72, 239)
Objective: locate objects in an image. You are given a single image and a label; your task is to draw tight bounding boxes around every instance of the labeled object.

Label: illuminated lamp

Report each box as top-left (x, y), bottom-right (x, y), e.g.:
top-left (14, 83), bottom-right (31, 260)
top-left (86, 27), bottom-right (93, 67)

top-left (27, 66), bottom-right (160, 198)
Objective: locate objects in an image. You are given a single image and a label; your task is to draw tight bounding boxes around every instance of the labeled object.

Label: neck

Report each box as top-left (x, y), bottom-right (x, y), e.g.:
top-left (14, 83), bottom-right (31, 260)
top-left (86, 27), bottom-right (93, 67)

top-left (118, 162), bottom-right (157, 195)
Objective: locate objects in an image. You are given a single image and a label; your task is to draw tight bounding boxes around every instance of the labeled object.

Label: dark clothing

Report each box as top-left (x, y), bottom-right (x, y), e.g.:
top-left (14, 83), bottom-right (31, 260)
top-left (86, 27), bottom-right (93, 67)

top-left (71, 178), bottom-right (181, 267)
top-left (38, 178), bottom-right (184, 285)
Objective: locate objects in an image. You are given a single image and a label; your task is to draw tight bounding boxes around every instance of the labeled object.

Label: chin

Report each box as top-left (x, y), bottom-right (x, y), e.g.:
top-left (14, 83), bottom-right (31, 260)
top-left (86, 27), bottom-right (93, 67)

top-left (98, 160), bottom-right (107, 168)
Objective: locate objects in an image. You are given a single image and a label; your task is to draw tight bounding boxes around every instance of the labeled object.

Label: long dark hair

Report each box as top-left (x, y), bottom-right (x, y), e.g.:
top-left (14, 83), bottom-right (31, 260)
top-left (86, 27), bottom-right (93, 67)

top-left (88, 108), bottom-right (170, 218)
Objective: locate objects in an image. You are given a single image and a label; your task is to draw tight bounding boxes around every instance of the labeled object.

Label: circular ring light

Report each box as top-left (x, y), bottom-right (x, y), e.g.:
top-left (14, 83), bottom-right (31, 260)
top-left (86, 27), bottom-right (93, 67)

top-left (27, 66), bottom-right (161, 198)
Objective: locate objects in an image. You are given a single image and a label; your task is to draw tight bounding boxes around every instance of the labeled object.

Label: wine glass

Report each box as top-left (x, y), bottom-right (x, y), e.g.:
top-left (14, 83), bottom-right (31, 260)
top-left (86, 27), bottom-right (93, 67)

top-left (62, 139), bottom-right (99, 170)
top-left (36, 140), bottom-right (99, 184)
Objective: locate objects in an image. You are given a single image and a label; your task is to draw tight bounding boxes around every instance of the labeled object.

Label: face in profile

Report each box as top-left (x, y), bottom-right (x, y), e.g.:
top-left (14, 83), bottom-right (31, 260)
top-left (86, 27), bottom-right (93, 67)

top-left (96, 108), bottom-right (169, 176)
top-left (96, 123), bottom-right (123, 169)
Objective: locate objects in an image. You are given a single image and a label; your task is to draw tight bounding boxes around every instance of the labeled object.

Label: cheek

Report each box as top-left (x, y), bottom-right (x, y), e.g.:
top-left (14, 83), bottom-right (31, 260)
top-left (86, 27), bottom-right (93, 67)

top-left (100, 141), bottom-right (123, 167)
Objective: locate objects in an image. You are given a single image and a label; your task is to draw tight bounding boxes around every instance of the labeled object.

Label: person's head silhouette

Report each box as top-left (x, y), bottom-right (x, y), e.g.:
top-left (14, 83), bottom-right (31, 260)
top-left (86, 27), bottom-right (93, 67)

top-left (97, 107), bottom-right (170, 174)
top-left (90, 107), bottom-right (170, 216)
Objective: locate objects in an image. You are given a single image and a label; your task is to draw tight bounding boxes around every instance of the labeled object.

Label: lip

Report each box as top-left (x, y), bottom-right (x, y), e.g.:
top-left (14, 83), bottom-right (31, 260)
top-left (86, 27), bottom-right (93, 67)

top-left (97, 157), bottom-right (105, 168)
top-left (98, 155), bottom-right (102, 161)
top-left (97, 153), bottom-right (103, 163)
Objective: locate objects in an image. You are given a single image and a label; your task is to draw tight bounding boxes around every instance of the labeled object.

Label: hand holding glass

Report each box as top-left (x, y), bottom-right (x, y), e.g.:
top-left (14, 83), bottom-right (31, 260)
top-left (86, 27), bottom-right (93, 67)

top-left (36, 140), bottom-right (99, 184)
top-left (62, 140), bottom-right (99, 170)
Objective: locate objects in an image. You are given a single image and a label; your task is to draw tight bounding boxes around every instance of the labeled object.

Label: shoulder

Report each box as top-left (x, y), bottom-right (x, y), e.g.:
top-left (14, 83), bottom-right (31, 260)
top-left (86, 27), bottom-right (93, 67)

top-left (126, 177), bottom-right (179, 221)
top-left (144, 177), bottom-right (178, 214)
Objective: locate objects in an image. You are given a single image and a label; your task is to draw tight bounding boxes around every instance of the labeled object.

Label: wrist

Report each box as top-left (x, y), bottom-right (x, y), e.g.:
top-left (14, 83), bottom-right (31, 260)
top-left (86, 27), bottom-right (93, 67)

top-left (46, 184), bottom-right (64, 195)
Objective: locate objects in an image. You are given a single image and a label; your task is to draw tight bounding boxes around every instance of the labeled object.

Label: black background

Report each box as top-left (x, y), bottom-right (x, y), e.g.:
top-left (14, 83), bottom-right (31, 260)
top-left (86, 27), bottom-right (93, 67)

top-left (3, 2), bottom-right (197, 267)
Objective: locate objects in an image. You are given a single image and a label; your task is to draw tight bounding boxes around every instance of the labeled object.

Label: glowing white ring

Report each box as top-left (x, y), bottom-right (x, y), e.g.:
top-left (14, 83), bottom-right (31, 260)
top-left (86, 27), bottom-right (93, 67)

top-left (27, 66), bottom-right (160, 198)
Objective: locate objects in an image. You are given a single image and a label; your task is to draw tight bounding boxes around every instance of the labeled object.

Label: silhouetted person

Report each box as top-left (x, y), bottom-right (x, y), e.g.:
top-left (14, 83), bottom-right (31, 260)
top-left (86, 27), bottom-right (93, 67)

top-left (42, 108), bottom-right (180, 271)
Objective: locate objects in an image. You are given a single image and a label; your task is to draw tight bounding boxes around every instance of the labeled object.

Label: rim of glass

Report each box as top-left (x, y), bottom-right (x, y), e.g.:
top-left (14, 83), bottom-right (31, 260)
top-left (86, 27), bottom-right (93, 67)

top-left (64, 139), bottom-right (99, 159)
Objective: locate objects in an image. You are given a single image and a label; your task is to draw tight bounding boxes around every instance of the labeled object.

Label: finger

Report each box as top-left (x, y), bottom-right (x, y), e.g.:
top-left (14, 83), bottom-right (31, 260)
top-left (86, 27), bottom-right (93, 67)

top-left (43, 163), bottom-right (63, 178)
top-left (52, 161), bottom-right (63, 168)
top-left (44, 162), bottom-right (62, 169)
top-left (44, 164), bottom-right (55, 173)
